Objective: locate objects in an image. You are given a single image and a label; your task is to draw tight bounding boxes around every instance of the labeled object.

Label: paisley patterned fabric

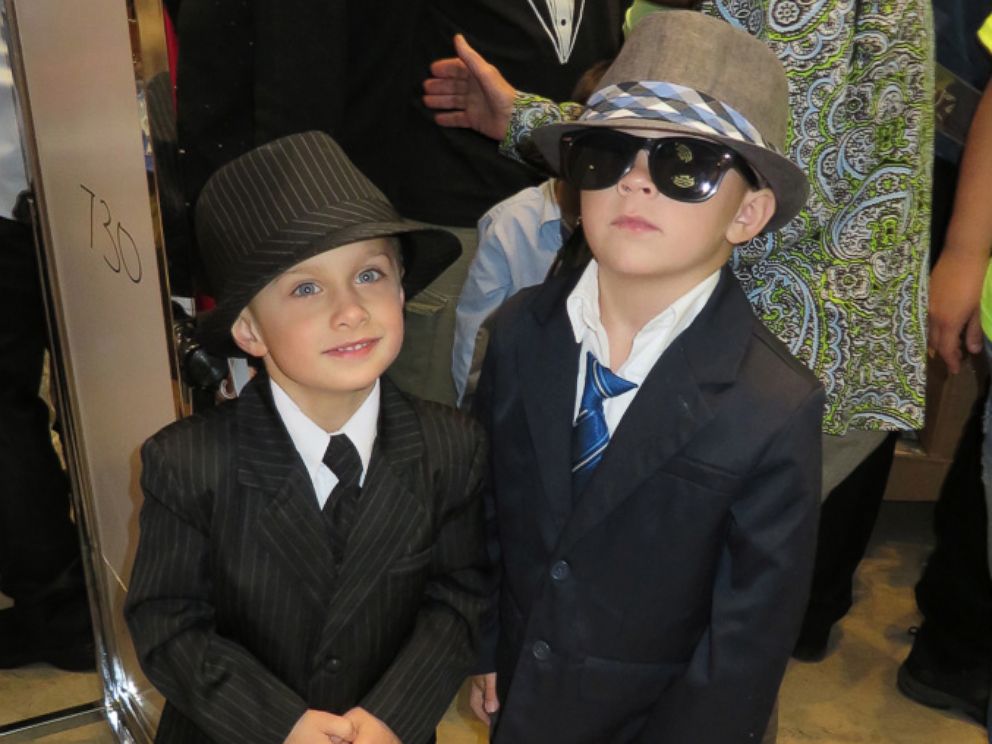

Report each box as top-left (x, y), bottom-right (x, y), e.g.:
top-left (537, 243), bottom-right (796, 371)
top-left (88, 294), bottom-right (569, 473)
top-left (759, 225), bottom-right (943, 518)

top-left (503, 1), bottom-right (935, 434)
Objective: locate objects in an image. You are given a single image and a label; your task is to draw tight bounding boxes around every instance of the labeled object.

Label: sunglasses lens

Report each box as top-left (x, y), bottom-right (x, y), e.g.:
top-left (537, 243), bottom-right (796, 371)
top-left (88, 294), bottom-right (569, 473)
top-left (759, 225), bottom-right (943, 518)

top-left (561, 131), bottom-right (756, 202)
top-left (649, 139), bottom-right (731, 202)
top-left (561, 130), bottom-right (639, 190)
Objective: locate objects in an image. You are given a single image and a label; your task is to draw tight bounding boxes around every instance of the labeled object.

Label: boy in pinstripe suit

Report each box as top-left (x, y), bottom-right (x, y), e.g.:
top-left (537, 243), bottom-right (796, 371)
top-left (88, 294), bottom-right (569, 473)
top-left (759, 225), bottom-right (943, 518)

top-left (125, 132), bottom-right (489, 744)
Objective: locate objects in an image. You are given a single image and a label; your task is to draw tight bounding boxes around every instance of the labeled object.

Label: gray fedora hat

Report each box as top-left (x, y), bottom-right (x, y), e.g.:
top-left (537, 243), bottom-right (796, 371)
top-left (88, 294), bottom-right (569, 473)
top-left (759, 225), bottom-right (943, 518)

top-left (194, 131), bottom-right (461, 356)
top-left (532, 10), bottom-right (808, 231)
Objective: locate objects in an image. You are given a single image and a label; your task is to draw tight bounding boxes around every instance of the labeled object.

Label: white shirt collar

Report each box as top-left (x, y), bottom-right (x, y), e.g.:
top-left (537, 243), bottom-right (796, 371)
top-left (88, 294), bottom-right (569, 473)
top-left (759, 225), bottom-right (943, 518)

top-left (270, 378), bottom-right (379, 501)
top-left (565, 260), bottom-right (721, 432)
top-left (566, 258), bottom-right (721, 382)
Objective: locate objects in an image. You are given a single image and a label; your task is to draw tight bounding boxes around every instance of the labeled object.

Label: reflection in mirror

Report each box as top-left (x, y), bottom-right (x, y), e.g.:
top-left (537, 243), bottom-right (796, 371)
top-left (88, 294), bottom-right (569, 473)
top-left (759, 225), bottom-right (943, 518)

top-left (1, 0), bottom-right (183, 740)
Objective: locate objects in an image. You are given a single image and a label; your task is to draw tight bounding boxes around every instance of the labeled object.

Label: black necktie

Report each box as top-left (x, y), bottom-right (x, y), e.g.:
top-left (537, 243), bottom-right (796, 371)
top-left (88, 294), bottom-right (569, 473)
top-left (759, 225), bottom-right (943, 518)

top-left (321, 434), bottom-right (362, 564)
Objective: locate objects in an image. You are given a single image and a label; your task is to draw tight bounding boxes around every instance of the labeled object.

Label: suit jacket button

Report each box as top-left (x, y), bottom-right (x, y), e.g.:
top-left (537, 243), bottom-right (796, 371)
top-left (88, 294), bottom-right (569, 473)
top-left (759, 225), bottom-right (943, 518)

top-left (327, 656), bottom-right (343, 672)
top-left (532, 640), bottom-right (551, 661)
top-left (550, 560), bottom-right (571, 581)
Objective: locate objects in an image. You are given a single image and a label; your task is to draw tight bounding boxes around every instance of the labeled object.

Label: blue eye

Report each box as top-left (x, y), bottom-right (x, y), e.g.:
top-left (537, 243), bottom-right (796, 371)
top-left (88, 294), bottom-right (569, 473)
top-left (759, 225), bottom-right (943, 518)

top-left (356, 268), bottom-right (384, 284)
top-left (291, 282), bottom-right (320, 297)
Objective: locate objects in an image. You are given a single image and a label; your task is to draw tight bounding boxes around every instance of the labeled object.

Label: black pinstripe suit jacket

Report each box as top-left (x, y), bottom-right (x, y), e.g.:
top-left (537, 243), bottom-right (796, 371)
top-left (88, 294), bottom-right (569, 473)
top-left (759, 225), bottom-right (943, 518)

top-left (125, 375), bottom-right (489, 744)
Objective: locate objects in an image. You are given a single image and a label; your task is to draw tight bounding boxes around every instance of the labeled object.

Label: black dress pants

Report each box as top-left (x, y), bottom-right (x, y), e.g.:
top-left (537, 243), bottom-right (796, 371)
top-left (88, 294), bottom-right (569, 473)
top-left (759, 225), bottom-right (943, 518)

top-left (802, 433), bottom-right (898, 631)
top-left (914, 396), bottom-right (992, 667)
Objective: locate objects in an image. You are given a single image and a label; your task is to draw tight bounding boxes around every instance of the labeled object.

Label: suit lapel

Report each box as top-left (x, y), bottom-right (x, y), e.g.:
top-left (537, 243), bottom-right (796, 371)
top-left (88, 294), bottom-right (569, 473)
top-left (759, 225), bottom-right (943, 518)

top-left (559, 267), bottom-right (754, 553)
top-left (314, 379), bottom-right (428, 653)
top-left (236, 376), bottom-right (339, 610)
top-left (519, 274), bottom-right (581, 550)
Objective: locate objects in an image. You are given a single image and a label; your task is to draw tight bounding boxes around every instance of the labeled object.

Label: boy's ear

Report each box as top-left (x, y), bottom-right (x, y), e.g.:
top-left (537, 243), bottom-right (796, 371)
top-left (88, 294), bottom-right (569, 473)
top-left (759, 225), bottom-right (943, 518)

top-left (726, 187), bottom-right (776, 244)
top-left (230, 308), bottom-right (268, 358)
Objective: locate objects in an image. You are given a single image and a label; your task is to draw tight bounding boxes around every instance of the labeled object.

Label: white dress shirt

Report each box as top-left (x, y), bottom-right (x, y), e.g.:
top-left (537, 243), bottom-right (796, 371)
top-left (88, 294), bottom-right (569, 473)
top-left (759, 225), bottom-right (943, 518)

top-left (566, 260), bottom-right (720, 434)
top-left (270, 379), bottom-right (379, 509)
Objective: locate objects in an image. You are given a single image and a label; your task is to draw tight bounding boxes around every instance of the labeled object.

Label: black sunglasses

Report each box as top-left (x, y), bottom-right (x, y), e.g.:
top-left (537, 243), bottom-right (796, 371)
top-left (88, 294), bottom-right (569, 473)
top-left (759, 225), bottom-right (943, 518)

top-left (559, 129), bottom-right (760, 203)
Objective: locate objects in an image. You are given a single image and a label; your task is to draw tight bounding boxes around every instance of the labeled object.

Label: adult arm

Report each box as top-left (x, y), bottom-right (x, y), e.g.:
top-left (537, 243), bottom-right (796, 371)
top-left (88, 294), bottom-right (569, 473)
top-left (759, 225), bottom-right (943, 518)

top-left (423, 34), bottom-right (583, 161)
top-left (928, 78), bottom-right (992, 373)
top-left (636, 387), bottom-right (824, 743)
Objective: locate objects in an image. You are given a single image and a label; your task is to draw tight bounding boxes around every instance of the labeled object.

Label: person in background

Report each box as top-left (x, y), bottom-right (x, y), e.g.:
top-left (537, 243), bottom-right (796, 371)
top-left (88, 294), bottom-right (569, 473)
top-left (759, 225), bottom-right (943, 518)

top-left (385, 0), bottom-right (636, 406)
top-left (0, 11), bottom-right (93, 673)
top-left (910, 7), bottom-right (992, 731)
top-left (452, 60), bottom-right (610, 403)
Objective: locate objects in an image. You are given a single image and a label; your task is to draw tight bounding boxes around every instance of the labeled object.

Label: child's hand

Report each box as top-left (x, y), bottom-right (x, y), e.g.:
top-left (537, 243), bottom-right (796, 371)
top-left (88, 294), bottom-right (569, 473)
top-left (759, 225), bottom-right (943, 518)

top-left (343, 707), bottom-right (401, 744)
top-left (284, 709), bottom-right (356, 744)
top-left (469, 672), bottom-right (499, 725)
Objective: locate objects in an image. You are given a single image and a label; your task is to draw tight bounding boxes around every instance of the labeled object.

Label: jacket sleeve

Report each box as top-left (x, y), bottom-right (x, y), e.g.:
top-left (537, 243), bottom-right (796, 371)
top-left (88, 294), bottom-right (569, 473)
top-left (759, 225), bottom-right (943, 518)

top-left (468, 331), bottom-right (503, 674)
top-left (636, 387), bottom-right (824, 744)
top-left (499, 93), bottom-right (584, 163)
top-left (360, 418), bottom-right (492, 743)
top-left (125, 437), bottom-right (308, 744)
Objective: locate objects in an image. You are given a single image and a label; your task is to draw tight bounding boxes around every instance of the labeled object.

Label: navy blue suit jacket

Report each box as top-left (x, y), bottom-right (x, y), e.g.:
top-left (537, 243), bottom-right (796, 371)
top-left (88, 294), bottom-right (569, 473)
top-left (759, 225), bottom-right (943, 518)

top-left (475, 266), bottom-right (824, 743)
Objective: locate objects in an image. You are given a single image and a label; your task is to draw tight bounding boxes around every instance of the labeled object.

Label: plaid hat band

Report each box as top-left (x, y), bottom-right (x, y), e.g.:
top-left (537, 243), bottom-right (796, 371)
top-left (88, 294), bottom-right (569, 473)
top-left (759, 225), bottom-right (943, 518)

top-left (580, 81), bottom-right (775, 153)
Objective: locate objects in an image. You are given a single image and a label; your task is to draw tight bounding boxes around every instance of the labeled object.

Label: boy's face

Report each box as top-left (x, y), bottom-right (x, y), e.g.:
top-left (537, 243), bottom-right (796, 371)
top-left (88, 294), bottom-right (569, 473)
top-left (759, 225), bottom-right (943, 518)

top-left (232, 238), bottom-right (404, 422)
top-left (578, 131), bottom-right (773, 287)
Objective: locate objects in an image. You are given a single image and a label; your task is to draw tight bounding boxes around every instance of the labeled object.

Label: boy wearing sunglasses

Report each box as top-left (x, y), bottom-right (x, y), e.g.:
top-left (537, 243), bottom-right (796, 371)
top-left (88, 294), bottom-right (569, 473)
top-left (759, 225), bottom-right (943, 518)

top-left (472, 11), bottom-right (823, 743)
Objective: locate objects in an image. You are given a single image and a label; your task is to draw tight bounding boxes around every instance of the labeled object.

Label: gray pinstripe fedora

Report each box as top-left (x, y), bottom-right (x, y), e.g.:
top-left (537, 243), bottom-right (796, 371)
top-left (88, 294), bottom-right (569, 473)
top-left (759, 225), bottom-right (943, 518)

top-left (194, 131), bottom-right (461, 356)
top-left (531, 10), bottom-right (808, 231)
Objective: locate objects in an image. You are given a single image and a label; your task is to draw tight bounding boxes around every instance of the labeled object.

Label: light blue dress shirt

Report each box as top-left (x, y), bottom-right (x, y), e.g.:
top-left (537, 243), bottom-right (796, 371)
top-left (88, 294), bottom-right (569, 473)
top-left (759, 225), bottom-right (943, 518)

top-left (452, 179), bottom-right (563, 403)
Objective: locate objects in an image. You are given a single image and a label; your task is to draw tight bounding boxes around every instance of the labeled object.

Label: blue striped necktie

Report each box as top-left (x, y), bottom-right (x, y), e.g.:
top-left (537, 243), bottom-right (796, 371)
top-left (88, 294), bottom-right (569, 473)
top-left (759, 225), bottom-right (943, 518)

top-left (571, 351), bottom-right (637, 497)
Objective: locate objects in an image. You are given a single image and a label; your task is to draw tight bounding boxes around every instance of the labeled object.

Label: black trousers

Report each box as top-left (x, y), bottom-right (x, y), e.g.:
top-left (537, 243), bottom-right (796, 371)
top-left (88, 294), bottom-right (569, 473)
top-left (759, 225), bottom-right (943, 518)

top-left (802, 433), bottom-right (898, 630)
top-left (0, 215), bottom-right (78, 602)
top-left (915, 396), bottom-right (992, 666)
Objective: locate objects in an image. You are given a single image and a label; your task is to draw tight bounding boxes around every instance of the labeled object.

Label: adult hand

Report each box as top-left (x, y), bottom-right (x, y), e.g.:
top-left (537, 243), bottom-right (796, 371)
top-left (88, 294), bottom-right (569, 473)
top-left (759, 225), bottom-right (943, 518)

top-left (468, 672), bottom-right (500, 725)
top-left (423, 34), bottom-right (516, 141)
top-left (928, 244), bottom-right (987, 374)
top-left (343, 707), bottom-right (401, 744)
top-left (284, 709), bottom-right (356, 744)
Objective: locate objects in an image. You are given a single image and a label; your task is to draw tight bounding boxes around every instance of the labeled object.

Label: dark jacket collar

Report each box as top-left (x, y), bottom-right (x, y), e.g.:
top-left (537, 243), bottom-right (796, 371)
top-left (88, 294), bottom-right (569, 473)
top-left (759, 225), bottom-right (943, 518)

top-left (235, 373), bottom-right (422, 493)
top-left (530, 263), bottom-right (752, 387)
top-left (234, 373), bottom-right (427, 613)
top-left (519, 263), bottom-right (756, 553)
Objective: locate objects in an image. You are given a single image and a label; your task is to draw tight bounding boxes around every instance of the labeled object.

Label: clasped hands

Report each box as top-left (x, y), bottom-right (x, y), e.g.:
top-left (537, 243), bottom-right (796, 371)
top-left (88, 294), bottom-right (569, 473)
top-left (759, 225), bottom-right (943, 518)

top-left (285, 707), bottom-right (400, 744)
